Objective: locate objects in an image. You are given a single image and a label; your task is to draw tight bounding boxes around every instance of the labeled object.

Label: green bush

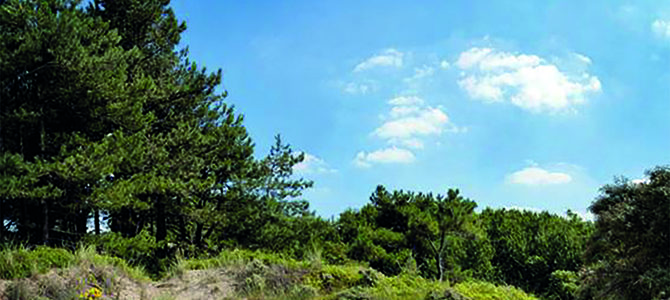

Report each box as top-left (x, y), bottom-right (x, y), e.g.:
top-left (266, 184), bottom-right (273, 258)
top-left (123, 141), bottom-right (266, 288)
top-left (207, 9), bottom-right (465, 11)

top-left (0, 246), bottom-right (74, 279)
top-left (84, 231), bottom-right (169, 277)
top-left (303, 264), bottom-right (367, 292)
top-left (454, 281), bottom-right (538, 300)
top-left (545, 270), bottom-right (578, 300)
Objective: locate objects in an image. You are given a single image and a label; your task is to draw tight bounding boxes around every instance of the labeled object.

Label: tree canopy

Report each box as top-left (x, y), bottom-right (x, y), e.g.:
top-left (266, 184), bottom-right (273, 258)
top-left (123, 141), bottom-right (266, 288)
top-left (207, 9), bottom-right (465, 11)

top-left (0, 0), bottom-right (311, 260)
top-left (579, 167), bottom-right (670, 300)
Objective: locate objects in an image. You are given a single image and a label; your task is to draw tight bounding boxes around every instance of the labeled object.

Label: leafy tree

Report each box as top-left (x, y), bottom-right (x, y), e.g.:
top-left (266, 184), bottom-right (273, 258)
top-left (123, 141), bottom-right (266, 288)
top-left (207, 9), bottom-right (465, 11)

top-left (479, 208), bottom-right (592, 298)
top-left (579, 167), bottom-right (670, 300)
top-left (338, 186), bottom-right (493, 281)
top-left (406, 189), bottom-right (479, 282)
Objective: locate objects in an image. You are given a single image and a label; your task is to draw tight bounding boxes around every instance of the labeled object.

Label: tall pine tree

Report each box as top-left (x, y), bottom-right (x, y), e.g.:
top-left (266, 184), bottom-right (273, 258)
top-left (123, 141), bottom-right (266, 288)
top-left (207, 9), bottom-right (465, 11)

top-left (0, 0), bottom-right (312, 255)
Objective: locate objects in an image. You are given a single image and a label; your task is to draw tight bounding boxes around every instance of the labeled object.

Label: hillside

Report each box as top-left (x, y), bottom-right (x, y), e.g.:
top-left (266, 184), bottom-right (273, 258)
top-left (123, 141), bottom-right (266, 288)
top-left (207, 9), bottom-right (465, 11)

top-left (0, 246), bottom-right (537, 300)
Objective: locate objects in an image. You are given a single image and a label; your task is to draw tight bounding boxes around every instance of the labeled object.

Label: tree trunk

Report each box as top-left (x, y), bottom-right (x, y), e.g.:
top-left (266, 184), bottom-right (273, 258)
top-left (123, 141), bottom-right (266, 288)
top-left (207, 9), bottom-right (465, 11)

top-left (194, 222), bottom-right (203, 246)
top-left (41, 199), bottom-right (49, 245)
top-left (437, 253), bottom-right (444, 282)
top-left (77, 210), bottom-right (88, 235)
top-left (155, 196), bottom-right (166, 242)
top-left (0, 197), bottom-right (4, 240)
top-left (94, 209), bottom-right (100, 235)
top-left (178, 215), bottom-right (188, 244)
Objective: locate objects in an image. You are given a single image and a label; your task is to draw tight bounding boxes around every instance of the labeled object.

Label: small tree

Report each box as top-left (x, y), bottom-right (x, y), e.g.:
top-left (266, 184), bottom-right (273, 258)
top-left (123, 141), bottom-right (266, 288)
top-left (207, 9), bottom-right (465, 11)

top-left (411, 189), bottom-right (477, 281)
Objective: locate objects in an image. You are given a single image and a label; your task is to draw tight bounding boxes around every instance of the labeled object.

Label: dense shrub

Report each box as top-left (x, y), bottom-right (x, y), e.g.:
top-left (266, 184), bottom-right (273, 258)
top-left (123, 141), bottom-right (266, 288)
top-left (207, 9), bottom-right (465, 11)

top-left (479, 208), bottom-right (592, 297)
top-left (84, 230), bottom-right (169, 276)
top-left (0, 246), bottom-right (74, 279)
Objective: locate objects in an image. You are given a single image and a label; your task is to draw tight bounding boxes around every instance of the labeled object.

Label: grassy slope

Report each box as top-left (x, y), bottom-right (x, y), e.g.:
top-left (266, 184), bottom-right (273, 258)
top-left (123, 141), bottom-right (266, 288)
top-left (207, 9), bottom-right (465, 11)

top-left (0, 246), bottom-right (538, 300)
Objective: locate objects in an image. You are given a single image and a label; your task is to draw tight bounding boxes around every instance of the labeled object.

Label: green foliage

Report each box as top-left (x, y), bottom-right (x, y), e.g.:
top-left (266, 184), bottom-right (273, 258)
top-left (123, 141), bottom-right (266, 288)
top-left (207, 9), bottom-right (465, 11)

top-left (303, 264), bottom-right (369, 292)
top-left (72, 245), bottom-right (150, 282)
top-left (453, 281), bottom-right (539, 300)
top-left (0, 245), bottom-right (149, 299)
top-left (0, 245), bottom-right (74, 279)
top-left (0, 0), bottom-right (314, 272)
top-left (172, 248), bottom-right (309, 273)
top-left (338, 186), bottom-right (493, 282)
top-left (479, 208), bottom-right (592, 297)
top-left (0, 1), bottom-right (663, 299)
top-left (545, 270), bottom-right (578, 300)
top-left (579, 167), bottom-right (670, 300)
top-left (83, 230), bottom-right (166, 276)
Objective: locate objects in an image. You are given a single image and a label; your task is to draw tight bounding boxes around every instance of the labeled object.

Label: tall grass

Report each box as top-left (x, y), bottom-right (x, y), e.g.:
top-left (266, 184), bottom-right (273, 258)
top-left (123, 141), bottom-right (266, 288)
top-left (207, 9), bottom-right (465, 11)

top-left (0, 244), bottom-right (149, 282)
top-left (0, 245), bottom-right (74, 279)
top-left (73, 245), bottom-right (151, 282)
top-left (0, 245), bottom-right (540, 300)
top-left (454, 281), bottom-right (539, 300)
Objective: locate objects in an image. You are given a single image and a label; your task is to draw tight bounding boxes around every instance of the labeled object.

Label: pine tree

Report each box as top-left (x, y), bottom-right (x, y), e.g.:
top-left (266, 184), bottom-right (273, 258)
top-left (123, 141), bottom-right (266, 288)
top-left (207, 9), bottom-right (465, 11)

top-left (0, 0), bottom-right (312, 255)
top-left (0, 0), bottom-right (139, 244)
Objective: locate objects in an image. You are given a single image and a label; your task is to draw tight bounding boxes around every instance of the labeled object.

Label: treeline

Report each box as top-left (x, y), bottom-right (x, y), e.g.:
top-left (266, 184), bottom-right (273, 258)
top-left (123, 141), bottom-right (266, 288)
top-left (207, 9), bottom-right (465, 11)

top-left (0, 1), bottom-right (668, 300)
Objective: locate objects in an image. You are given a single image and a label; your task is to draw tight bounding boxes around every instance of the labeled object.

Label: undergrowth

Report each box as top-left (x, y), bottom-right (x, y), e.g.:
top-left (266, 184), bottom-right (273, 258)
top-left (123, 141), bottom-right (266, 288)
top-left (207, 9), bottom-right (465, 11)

top-left (0, 246), bottom-right (539, 300)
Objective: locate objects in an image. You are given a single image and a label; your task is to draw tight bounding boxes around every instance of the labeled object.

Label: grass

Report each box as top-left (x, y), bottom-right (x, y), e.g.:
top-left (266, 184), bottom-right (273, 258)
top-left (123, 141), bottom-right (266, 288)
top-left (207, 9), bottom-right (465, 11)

top-left (167, 248), bottom-right (311, 278)
top-left (0, 245), bottom-right (153, 300)
top-left (0, 244), bottom-right (150, 282)
top-left (172, 248), bottom-right (538, 299)
top-left (73, 245), bottom-right (150, 282)
top-left (454, 281), bottom-right (539, 300)
top-left (0, 246), bottom-right (539, 300)
top-left (0, 245), bottom-right (74, 280)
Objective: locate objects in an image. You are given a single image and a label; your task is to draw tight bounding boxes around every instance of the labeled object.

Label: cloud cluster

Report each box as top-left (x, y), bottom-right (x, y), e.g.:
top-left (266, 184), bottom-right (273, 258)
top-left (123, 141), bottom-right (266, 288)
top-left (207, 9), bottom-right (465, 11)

top-left (354, 147), bottom-right (415, 168)
top-left (507, 166), bottom-right (572, 185)
top-left (293, 153), bottom-right (337, 175)
top-left (373, 96), bottom-right (452, 149)
top-left (354, 49), bottom-right (404, 72)
top-left (353, 95), bottom-right (460, 168)
top-left (456, 47), bottom-right (601, 113)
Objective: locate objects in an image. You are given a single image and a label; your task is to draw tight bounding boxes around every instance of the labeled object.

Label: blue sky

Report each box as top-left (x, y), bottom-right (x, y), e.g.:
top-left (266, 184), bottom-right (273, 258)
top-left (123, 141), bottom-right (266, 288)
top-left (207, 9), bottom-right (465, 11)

top-left (171, 0), bottom-right (670, 219)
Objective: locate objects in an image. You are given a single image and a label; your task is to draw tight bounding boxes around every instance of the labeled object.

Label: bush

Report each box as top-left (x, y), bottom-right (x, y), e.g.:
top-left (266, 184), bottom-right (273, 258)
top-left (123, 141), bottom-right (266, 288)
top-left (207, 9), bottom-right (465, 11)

top-left (0, 246), bottom-right (74, 279)
top-left (84, 231), bottom-right (169, 277)
top-left (453, 281), bottom-right (538, 300)
top-left (545, 270), bottom-right (578, 300)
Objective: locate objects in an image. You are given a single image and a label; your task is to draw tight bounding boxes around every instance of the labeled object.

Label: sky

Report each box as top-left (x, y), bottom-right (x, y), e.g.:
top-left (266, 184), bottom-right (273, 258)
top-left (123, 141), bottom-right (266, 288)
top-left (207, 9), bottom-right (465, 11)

top-left (171, 0), bottom-right (670, 220)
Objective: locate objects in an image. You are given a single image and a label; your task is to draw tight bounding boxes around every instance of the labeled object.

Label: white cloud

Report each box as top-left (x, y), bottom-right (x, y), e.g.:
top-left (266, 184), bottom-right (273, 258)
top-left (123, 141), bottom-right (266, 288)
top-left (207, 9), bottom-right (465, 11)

top-left (343, 82), bottom-right (372, 95)
top-left (457, 47), bottom-right (541, 70)
top-left (630, 178), bottom-right (650, 185)
top-left (354, 147), bottom-right (415, 168)
top-left (389, 105), bottom-right (421, 118)
top-left (371, 95), bottom-right (460, 149)
top-left (573, 53), bottom-right (592, 65)
top-left (373, 107), bottom-right (449, 140)
top-left (456, 47), bottom-right (601, 113)
top-left (440, 60), bottom-right (450, 69)
top-left (354, 49), bottom-right (404, 72)
top-left (572, 211), bottom-right (595, 222)
top-left (293, 153), bottom-right (337, 175)
top-left (397, 138), bottom-right (424, 149)
top-left (404, 65), bottom-right (435, 85)
top-left (652, 19), bottom-right (670, 39)
top-left (388, 95), bottom-right (424, 106)
top-left (507, 167), bottom-right (572, 185)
